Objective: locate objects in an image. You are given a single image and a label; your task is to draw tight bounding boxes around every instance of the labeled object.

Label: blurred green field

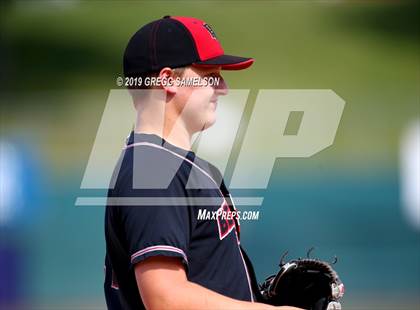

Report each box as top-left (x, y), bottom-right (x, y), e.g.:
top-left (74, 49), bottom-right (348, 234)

top-left (0, 1), bottom-right (419, 309)
top-left (1, 1), bottom-right (419, 165)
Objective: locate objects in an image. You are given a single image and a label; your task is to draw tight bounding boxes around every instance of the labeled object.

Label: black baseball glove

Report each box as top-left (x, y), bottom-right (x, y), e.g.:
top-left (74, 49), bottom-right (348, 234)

top-left (259, 250), bottom-right (344, 310)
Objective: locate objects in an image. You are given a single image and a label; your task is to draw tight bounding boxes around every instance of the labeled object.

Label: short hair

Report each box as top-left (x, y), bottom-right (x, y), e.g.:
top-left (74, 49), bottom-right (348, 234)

top-left (126, 67), bottom-right (186, 90)
top-left (127, 67), bottom-right (187, 102)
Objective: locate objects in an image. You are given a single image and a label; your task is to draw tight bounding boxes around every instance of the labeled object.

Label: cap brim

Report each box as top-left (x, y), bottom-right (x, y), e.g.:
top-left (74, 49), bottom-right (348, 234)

top-left (193, 54), bottom-right (254, 70)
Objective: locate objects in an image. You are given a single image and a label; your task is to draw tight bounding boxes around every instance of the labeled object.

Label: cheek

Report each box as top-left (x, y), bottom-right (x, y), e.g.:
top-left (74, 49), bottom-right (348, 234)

top-left (198, 87), bottom-right (215, 109)
top-left (182, 88), bottom-right (216, 129)
top-left (186, 87), bottom-right (214, 111)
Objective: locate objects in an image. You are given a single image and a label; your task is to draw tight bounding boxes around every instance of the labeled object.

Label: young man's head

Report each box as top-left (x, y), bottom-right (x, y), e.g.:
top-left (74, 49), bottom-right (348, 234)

top-left (158, 65), bottom-right (228, 132)
top-left (123, 16), bottom-right (253, 136)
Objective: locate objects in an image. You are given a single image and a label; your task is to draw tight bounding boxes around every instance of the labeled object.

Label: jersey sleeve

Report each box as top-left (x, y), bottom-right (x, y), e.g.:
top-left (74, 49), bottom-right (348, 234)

top-left (117, 174), bottom-right (192, 268)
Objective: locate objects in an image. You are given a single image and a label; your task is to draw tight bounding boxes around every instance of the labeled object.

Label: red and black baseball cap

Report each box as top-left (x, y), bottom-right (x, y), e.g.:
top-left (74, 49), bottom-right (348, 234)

top-left (123, 15), bottom-right (254, 77)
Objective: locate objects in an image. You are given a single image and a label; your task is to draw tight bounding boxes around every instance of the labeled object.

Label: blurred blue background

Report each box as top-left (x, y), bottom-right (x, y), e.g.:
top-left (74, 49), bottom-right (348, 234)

top-left (0, 1), bottom-right (419, 309)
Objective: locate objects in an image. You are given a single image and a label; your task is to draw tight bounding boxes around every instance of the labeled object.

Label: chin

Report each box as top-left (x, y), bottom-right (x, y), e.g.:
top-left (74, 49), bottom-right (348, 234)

top-left (193, 112), bottom-right (216, 132)
top-left (202, 122), bottom-right (214, 131)
top-left (203, 115), bottom-right (217, 130)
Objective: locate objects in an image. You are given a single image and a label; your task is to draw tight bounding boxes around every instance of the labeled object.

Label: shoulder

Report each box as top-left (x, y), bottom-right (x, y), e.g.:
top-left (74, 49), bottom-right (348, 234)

top-left (114, 143), bottom-right (192, 193)
top-left (189, 155), bottom-right (224, 189)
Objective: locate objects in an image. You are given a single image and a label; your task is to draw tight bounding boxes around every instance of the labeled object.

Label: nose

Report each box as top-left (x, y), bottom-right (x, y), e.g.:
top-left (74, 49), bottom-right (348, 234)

top-left (214, 76), bottom-right (228, 96)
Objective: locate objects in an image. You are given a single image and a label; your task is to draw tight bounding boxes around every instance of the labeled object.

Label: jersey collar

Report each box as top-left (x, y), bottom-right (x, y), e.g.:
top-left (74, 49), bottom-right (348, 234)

top-left (126, 131), bottom-right (196, 162)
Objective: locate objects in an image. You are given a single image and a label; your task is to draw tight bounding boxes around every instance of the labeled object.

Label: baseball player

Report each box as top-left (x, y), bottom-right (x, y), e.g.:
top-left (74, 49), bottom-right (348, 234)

top-left (104, 15), bottom-right (303, 310)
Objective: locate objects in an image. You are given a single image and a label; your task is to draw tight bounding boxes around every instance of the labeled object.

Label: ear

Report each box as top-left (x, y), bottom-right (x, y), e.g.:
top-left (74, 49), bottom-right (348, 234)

top-left (159, 67), bottom-right (177, 95)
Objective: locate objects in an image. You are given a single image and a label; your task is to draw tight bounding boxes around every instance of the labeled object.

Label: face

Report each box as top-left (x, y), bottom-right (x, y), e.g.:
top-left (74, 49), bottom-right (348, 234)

top-left (172, 65), bottom-right (228, 134)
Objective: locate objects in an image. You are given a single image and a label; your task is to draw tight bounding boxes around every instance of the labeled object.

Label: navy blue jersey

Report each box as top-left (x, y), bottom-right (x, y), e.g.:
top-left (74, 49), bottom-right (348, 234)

top-left (104, 132), bottom-right (257, 309)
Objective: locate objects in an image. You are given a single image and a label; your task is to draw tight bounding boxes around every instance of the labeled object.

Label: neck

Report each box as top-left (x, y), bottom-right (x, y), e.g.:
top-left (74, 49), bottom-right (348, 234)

top-left (134, 105), bottom-right (192, 151)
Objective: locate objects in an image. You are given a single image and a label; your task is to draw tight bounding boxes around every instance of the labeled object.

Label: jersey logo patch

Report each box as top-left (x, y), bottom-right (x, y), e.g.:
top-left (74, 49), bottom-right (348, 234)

top-left (216, 199), bottom-right (235, 240)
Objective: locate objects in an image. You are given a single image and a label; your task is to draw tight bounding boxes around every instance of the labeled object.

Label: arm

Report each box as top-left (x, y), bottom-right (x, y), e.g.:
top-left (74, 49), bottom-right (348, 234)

top-left (135, 256), bottom-right (302, 310)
